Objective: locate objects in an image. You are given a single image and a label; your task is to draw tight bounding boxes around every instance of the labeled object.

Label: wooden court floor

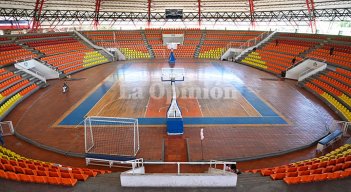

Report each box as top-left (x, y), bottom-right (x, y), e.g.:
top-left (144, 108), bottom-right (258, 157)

top-left (84, 61), bottom-right (260, 118)
top-left (5, 59), bottom-right (339, 161)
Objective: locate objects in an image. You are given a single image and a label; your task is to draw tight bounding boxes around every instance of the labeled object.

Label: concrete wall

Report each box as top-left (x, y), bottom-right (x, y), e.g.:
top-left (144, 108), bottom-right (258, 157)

top-left (285, 59), bottom-right (327, 81)
top-left (15, 59), bottom-right (60, 81)
top-left (120, 167), bottom-right (237, 187)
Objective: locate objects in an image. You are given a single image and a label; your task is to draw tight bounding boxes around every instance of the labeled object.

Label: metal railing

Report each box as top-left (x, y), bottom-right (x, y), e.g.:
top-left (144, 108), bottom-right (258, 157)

top-left (129, 160), bottom-right (236, 175)
top-left (221, 31), bottom-right (272, 56)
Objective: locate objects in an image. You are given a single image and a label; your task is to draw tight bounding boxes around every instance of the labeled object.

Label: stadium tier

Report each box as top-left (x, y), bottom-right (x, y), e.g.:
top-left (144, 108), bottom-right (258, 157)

top-left (245, 144), bottom-right (351, 184)
top-left (83, 30), bottom-right (151, 59)
top-left (0, 146), bottom-right (111, 186)
top-left (0, 68), bottom-right (42, 121)
top-left (302, 67), bottom-right (351, 122)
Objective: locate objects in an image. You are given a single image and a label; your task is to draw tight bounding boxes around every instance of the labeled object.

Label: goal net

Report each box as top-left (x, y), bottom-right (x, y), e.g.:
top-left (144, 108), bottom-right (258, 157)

top-left (84, 116), bottom-right (139, 157)
top-left (0, 121), bottom-right (14, 136)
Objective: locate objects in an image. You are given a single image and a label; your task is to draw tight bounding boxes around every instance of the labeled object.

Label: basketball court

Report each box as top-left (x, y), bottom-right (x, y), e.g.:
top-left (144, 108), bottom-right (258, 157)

top-left (57, 61), bottom-right (288, 127)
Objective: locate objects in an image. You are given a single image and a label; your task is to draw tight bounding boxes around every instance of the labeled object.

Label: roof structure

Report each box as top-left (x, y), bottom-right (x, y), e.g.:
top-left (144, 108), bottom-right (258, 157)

top-left (0, 0), bottom-right (350, 30)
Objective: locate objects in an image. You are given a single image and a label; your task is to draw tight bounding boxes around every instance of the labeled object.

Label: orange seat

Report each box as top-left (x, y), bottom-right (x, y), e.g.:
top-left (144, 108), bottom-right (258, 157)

top-left (297, 166), bottom-right (308, 171)
top-left (336, 157), bottom-right (345, 164)
top-left (47, 176), bottom-right (60, 185)
top-left (83, 170), bottom-right (97, 177)
top-left (333, 164), bottom-right (343, 172)
top-left (18, 174), bottom-right (33, 182)
top-left (340, 171), bottom-right (351, 178)
top-left (61, 172), bottom-right (73, 179)
top-left (286, 172), bottom-right (298, 177)
top-left (0, 169), bottom-right (8, 179)
top-left (73, 173), bottom-right (89, 181)
top-left (36, 170), bottom-right (48, 176)
top-left (32, 175), bottom-right (47, 184)
top-left (308, 164), bottom-right (319, 170)
top-left (313, 174), bottom-right (328, 182)
top-left (342, 161), bottom-right (351, 170)
top-left (327, 172), bottom-right (341, 180)
top-left (60, 178), bottom-right (78, 186)
top-left (283, 177), bottom-right (301, 184)
top-left (311, 169), bottom-right (323, 174)
top-left (6, 172), bottom-right (20, 181)
top-left (298, 170), bottom-right (310, 176)
top-left (300, 175), bottom-right (314, 183)
top-left (24, 168), bottom-right (36, 175)
top-left (270, 173), bottom-right (286, 180)
top-left (322, 167), bottom-right (333, 173)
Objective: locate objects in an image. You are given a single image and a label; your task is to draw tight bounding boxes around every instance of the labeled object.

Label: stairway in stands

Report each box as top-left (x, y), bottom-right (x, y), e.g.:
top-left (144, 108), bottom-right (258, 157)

top-left (141, 31), bottom-right (155, 58)
top-left (164, 136), bottom-right (188, 162)
top-left (194, 31), bottom-right (206, 58)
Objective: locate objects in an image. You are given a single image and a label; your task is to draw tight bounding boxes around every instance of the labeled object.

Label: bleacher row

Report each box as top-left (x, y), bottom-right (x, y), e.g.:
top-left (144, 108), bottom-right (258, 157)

top-left (83, 29), bottom-right (264, 60)
top-left (0, 68), bottom-right (40, 120)
top-left (0, 146), bottom-right (111, 186)
top-left (0, 32), bottom-right (110, 75)
top-left (239, 33), bottom-right (351, 122)
top-left (245, 144), bottom-right (351, 184)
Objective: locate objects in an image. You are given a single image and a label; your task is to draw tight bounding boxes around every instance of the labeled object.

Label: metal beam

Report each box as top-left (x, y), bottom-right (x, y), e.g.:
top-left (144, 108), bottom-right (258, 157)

top-left (2, 8), bottom-right (351, 28)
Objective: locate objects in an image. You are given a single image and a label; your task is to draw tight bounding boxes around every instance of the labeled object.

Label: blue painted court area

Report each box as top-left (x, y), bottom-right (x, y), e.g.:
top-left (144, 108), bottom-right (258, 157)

top-left (59, 62), bottom-right (287, 126)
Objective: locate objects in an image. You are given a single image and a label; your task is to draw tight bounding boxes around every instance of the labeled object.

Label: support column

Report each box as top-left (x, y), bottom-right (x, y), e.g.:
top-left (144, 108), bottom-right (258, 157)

top-left (32, 0), bottom-right (45, 31)
top-left (198, 0), bottom-right (201, 27)
top-left (147, 0), bottom-right (152, 27)
top-left (306, 0), bottom-right (317, 33)
top-left (94, 0), bottom-right (102, 29)
top-left (248, 0), bottom-right (255, 28)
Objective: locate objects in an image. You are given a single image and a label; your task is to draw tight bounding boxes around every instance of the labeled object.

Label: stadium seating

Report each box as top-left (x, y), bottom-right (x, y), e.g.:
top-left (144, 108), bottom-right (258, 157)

top-left (0, 68), bottom-right (41, 120)
top-left (42, 50), bottom-right (109, 74)
top-left (245, 144), bottom-right (351, 184)
top-left (84, 30), bottom-right (151, 59)
top-left (0, 43), bottom-right (37, 66)
top-left (302, 67), bottom-right (351, 121)
top-left (145, 28), bottom-right (202, 58)
top-left (199, 30), bottom-right (263, 59)
top-left (0, 146), bottom-right (111, 186)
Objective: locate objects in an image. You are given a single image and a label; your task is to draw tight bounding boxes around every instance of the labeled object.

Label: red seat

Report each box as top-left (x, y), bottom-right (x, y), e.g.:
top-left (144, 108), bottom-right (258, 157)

top-left (14, 166), bottom-right (25, 174)
top-left (4, 164), bottom-right (15, 172)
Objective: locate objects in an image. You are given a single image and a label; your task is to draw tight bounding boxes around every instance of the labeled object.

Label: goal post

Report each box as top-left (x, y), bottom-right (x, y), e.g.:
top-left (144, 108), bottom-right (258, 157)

top-left (84, 116), bottom-right (139, 157)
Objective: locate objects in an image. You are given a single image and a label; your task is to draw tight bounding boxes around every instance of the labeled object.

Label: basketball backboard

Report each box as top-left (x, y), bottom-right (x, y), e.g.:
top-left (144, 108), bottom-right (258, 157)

top-left (161, 68), bottom-right (184, 81)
